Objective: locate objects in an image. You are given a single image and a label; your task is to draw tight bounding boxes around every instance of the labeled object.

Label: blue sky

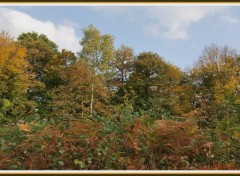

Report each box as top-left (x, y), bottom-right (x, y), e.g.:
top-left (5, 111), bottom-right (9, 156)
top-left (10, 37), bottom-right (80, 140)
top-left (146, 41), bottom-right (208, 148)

top-left (0, 4), bottom-right (240, 70)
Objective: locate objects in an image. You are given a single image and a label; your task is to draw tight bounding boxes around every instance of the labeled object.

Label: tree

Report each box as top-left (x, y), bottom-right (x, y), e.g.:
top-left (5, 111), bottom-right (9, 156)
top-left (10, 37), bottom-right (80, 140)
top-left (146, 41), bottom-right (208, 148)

top-left (113, 45), bottom-right (135, 87)
top-left (160, 63), bottom-right (190, 116)
top-left (189, 44), bottom-right (240, 165)
top-left (127, 52), bottom-right (167, 114)
top-left (50, 61), bottom-right (108, 121)
top-left (78, 25), bottom-right (115, 116)
top-left (110, 45), bottom-right (135, 105)
top-left (79, 24), bottom-right (115, 77)
top-left (173, 72), bottom-right (194, 115)
top-left (125, 52), bottom-right (187, 117)
top-left (190, 44), bottom-right (239, 122)
top-left (17, 32), bottom-right (58, 83)
top-left (0, 31), bottom-right (36, 122)
top-left (44, 49), bottom-right (77, 89)
top-left (17, 32), bottom-right (61, 117)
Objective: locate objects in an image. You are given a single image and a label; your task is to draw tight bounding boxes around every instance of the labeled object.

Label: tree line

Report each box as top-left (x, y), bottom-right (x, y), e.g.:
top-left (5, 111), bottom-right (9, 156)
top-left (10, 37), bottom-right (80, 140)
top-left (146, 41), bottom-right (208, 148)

top-left (0, 24), bottom-right (239, 170)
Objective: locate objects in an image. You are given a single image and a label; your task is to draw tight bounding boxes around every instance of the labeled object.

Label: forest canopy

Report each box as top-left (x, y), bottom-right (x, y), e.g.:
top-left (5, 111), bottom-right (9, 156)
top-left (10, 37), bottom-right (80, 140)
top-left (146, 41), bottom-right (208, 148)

top-left (0, 26), bottom-right (239, 170)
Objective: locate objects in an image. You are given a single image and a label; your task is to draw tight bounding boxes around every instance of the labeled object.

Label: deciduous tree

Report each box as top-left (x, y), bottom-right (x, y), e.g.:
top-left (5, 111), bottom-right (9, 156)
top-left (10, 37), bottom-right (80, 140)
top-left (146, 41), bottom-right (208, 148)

top-left (78, 25), bottom-right (115, 115)
top-left (51, 61), bottom-right (108, 121)
top-left (0, 31), bottom-right (36, 122)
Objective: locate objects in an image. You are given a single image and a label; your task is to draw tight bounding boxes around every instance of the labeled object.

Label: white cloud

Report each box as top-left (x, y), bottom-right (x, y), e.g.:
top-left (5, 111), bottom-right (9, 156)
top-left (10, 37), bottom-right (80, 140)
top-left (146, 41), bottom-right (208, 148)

top-left (91, 6), bottom-right (228, 40)
top-left (0, 7), bottom-right (81, 53)
top-left (144, 6), bottom-right (227, 40)
top-left (220, 15), bottom-right (239, 24)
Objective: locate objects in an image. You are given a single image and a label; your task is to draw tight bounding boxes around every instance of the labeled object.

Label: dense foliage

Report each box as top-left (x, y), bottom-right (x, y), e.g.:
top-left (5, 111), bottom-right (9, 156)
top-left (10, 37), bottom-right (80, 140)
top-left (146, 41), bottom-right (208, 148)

top-left (0, 26), bottom-right (239, 170)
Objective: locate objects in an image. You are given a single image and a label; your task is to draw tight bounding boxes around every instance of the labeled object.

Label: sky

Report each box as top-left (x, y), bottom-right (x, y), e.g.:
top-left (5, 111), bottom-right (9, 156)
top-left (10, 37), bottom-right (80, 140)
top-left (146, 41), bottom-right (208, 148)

top-left (0, 3), bottom-right (240, 70)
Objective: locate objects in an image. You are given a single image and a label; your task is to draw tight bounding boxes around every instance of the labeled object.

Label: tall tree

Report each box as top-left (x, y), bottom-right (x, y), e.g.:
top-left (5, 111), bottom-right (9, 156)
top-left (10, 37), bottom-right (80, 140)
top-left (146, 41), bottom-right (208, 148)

top-left (189, 44), bottom-right (240, 163)
top-left (17, 32), bottom-right (58, 83)
top-left (111, 45), bottom-right (135, 105)
top-left (190, 44), bottom-right (239, 121)
top-left (126, 52), bottom-right (186, 117)
top-left (127, 52), bottom-right (168, 113)
top-left (79, 25), bottom-right (115, 115)
top-left (17, 32), bottom-right (61, 117)
top-left (0, 31), bottom-right (36, 122)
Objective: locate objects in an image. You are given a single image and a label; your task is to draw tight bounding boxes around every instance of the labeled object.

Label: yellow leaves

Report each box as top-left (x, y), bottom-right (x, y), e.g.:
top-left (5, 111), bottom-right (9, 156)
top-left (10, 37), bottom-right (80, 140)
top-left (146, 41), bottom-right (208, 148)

top-left (192, 44), bottom-right (239, 111)
top-left (167, 64), bottom-right (183, 83)
top-left (0, 31), bottom-right (29, 78)
top-left (0, 31), bottom-right (37, 108)
top-left (234, 132), bottom-right (240, 142)
top-left (17, 123), bottom-right (31, 132)
top-left (234, 99), bottom-right (240, 105)
top-left (214, 73), bottom-right (239, 105)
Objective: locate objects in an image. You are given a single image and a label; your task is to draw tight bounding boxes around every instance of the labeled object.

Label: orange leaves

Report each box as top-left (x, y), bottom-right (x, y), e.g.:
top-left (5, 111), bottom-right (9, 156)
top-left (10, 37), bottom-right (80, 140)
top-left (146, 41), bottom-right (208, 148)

top-left (118, 117), bottom-right (209, 170)
top-left (154, 119), bottom-right (185, 135)
top-left (151, 118), bottom-right (206, 168)
top-left (153, 119), bottom-right (198, 147)
top-left (17, 123), bottom-right (31, 132)
top-left (14, 119), bottom-right (101, 169)
top-left (126, 136), bottom-right (139, 152)
top-left (200, 163), bottom-right (237, 170)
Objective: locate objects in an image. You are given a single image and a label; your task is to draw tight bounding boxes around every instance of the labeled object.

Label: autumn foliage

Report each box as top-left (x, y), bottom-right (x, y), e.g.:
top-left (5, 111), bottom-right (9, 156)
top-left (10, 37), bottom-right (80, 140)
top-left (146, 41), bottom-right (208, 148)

top-left (0, 28), bottom-right (239, 170)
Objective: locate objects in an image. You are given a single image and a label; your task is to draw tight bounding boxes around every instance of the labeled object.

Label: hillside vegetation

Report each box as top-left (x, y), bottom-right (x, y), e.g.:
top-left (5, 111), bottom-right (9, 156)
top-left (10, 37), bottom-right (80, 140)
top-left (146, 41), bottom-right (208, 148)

top-left (0, 26), bottom-right (239, 170)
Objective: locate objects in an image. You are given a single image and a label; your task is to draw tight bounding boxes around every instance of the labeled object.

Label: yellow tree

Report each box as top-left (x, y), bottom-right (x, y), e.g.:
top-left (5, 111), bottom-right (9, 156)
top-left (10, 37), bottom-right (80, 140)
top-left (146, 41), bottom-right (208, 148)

top-left (165, 64), bottom-right (193, 115)
top-left (0, 31), bottom-right (36, 122)
top-left (190, 44), bottom-right (239, 121)
top-left (190, 44), bottom-right (240, 164)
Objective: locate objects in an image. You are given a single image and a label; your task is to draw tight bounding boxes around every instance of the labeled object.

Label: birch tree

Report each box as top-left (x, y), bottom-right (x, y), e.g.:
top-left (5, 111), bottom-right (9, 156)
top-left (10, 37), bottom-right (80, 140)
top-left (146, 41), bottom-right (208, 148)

top-left (79, 25), bottom-right (114, 116)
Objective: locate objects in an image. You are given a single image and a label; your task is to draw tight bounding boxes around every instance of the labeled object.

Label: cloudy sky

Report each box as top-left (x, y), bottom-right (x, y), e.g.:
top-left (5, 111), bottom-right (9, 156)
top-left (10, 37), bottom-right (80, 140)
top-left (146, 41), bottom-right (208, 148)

top-left (0, 4), bottom-right (240, 70)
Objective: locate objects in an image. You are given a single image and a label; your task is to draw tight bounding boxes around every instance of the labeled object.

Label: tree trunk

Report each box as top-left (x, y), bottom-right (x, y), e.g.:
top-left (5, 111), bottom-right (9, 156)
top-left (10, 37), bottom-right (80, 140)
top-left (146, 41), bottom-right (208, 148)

top-left (90, 84), bottom-right (94, 117)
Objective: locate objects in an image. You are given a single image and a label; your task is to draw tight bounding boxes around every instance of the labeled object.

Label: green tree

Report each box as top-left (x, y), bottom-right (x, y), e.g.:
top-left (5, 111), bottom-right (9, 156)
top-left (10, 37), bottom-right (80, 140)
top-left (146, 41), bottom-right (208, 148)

top-left (78, 25), bottom-right (115, 116)
top-left (17, 32), bottom-right (58, 83)
top-left (17, 32), bottom-right (61, 117)
top-left (79, 24), bottom-right (115, 78)
top-left (126, 52), bottom-right (186, 117)
top-left (127, 52), bottom-right (167, 114)
top-left (45, 49), bottom-right (77, 89)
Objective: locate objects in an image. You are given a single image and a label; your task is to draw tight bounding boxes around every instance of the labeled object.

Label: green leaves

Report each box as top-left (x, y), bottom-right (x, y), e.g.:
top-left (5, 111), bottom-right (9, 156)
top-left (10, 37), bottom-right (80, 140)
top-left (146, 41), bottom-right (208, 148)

top-left (79, 24), bottom-right (115, 77)
top-left (126, 52), bottom-right (184, 117)
top-left (58, 161), bottom-right (64, 166)
top-left (74, 159), bottom-right (85, 169)
top-left (59, 149), bottom-right (65, 155)
top-left (0, 27), bottom-right (240, 170)
top-left (0, 99), bottom-right (11, 112)
top-left (17, 32), bottom-right (58, 82)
